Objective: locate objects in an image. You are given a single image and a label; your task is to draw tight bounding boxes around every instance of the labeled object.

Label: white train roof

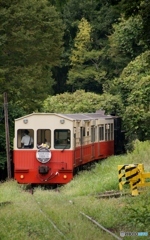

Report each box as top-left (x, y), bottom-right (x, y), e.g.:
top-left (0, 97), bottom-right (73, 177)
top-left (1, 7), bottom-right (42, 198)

top-left (15, 110), bottom-right (113, 122)
top-left (60, 113), bottom-right (112, 120)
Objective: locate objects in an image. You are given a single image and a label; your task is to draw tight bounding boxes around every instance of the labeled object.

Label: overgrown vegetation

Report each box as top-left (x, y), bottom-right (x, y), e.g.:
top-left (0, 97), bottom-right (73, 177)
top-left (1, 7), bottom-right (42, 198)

top-left (0, 141), bottom-right (150, 240)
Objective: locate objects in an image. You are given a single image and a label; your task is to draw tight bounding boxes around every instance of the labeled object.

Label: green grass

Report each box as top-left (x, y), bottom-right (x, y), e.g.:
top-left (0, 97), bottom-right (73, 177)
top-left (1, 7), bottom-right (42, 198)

top-left (0, 140), bottom-right (150, 240)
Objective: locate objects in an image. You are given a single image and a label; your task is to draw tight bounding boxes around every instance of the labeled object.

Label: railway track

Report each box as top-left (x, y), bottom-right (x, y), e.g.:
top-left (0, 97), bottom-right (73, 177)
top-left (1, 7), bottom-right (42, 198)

top-left (80, 212), bottom-right (122, 240)
top-left (34, 200), bottom-right (122, 240)
top-left (32, 195), bottom-right (68, 240)
top-left (96, 190), bottom-right (129, 198)
top-left (30, 190), bottom-right (123, 240)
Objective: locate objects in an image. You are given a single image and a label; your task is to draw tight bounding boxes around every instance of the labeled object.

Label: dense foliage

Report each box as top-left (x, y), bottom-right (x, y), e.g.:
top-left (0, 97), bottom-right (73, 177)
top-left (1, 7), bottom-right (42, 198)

top-left (0, 0), bottom-right (64, 112)
top-left (0, 0), bottom-right (150, 171)
top-left (43, 90), bottom-right (123, 115)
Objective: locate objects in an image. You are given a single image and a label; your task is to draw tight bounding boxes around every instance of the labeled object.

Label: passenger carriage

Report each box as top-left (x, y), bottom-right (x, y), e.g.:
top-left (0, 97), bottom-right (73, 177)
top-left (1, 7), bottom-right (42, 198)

top-left (13, 111), bottom-right (116, 185)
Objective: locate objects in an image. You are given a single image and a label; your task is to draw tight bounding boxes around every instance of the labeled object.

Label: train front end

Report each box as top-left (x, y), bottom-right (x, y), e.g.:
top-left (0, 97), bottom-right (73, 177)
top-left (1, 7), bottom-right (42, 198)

top-left (13, 113), bottom-right (74, 185)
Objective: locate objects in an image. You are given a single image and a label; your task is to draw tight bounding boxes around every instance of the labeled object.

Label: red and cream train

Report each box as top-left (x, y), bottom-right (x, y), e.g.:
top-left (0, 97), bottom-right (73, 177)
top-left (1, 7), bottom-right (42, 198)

top-left (13, 110), bottom-right (125, 185)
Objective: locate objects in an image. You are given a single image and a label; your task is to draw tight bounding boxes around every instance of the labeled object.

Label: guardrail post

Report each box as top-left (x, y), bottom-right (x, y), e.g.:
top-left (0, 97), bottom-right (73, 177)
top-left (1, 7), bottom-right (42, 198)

top-left (125, 164), bottom-right (140, 196)
top-left (118, 164), bottom-right (130, 190)
top-left (118, 163), bottom-right (150, 196)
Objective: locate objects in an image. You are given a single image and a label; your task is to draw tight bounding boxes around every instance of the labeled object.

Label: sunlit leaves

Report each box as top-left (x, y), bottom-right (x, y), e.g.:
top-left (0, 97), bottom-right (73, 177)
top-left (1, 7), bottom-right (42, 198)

top-left (67, 18), bottom-right (103, 91)
top-left (42, 90), bottom-right (123, 115)
top-left (69, 18), bottom-right (92, 66)
top-left (109, 51), bottom-right (150, 141)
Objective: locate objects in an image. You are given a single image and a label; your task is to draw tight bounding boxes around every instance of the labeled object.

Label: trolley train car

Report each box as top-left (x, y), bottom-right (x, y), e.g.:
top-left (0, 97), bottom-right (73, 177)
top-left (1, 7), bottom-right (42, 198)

top-left (13, 110), bottom-right (125, 185)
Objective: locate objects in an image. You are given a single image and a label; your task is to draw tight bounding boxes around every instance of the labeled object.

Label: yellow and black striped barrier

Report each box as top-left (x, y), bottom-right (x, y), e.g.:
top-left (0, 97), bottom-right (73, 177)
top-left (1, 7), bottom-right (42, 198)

top-left (118, 164), bottom-right (131, 190)
top-left (118, 163), bottom-right (150, 196)
top-left (125, 164), bottom-right (140, 196)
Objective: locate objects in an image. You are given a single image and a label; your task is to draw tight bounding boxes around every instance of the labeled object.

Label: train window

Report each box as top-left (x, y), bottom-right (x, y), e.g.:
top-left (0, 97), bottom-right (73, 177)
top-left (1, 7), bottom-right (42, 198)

top-left (54, 129), bottom-right (71, 149)
top-left (105, 124), bottom-right (110, 141)
top-left (80, 127), bottom-right (85, 144)
top-left (74, 134), bottom-right (76, 148)
top-left (91, 126), bottom-right (95, 142)
top-left (17, 129), bottom-right (34, 149)
top-left (111, 123), bottom-right (114, 140)
top-left (82, 127), bottom-right (85, 137)
top-left (99, 125), bottom-right (104, 141)
top-left (105, 123), bottom-right (113, 141)
top-left (37, 129), bottom-right (51, 148)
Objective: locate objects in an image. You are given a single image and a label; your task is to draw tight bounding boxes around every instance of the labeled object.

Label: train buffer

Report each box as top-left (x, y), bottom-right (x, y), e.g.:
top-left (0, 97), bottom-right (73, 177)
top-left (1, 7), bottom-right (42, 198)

top-left (118, 163), bottom-right (150, 196)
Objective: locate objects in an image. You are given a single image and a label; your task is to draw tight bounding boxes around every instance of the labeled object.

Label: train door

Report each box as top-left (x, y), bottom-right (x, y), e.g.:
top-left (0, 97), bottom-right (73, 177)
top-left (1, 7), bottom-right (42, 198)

top-left (74, 126), bottom-right (84, 164)
top-left (74, 124), bottom-right (81, 166)
top-left (98, 124), bottom-right (104, 156)
top-left (80, 127), bottom-right (83, 162)
top-left (91, 126), bottom-right (95, 159)
top-left (73, 128), bottom-right (76, 165)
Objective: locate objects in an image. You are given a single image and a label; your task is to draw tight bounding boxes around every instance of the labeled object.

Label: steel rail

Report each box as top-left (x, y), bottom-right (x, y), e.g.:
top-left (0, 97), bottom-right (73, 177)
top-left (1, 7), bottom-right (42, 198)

top-left (80, 211), bottom-right (122, 240)
top-left (33, 197), bottom-right (68, 240)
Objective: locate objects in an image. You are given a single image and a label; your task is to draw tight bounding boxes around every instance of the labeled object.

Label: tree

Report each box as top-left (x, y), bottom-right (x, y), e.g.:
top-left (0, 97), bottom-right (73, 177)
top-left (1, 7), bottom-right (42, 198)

top-left (107, 51), bottom-right (150, 141)
top-left (0, 0), bottom-right (64, 112)
top-left (124, 74), bottom-right (150, 141)
top-left (118, 0), bottom-right (150, 48)
top-left (108, 15), bottom-right (146, 77)
top-left (48, 0), bottom-right (69, 12)
top-left (139, 0), bottom-right (150, 48)
top-left (42, 90), bottom-right (123, 115)
top-left (67, 18), bottom-right (104, 92)
top-left (0, 103), bottom-right (25, 170)
top-left (54, 0), bottom-right (122, 94)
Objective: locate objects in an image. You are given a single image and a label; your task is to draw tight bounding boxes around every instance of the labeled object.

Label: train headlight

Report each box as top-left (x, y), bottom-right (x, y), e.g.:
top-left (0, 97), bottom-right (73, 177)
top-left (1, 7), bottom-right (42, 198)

top-left (63, 175), bottom-right (67, 179)
top-left (36, 148), bottom-right (52, 163)
top-left (20, 175), bottom-right (24, 179)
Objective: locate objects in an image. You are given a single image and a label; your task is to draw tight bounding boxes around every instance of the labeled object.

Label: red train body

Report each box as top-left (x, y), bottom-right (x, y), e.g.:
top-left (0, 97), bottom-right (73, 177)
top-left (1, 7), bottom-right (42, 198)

top-left (13, 111), bottom-right (124, 185)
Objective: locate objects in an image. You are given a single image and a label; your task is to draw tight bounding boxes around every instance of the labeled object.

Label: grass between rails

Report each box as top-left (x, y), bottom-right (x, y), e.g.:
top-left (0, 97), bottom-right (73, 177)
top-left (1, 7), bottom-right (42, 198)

top-left (0, 140), bottom-right (150, 240)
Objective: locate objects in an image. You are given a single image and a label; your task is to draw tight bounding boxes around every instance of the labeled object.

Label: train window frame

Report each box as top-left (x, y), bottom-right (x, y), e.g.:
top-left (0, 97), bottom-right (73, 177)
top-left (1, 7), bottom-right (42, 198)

top-left (111, 123), bottom-right (114, 140)
top-left (54, 129), bottom-right (71, 149)
top-left (91, 126), bottom-right (95, 142)
top-left (37, 129), bottom-right (51, 149)
top-left (82, 127), bottom-right (85, 137)
top-left (105, 123), bottom-right (113, 141)
top-left (105, 124), bottom-right (110, 141)
top-left (17, 129), bottom-right (34, 149)
top-left (99, 124), bottom-right (104, 141)
top-left (80, 127), bottom-right (85, 144)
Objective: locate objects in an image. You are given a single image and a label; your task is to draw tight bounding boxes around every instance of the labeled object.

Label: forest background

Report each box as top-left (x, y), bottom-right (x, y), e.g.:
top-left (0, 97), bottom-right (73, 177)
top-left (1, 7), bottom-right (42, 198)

top-left (0, 0), bottom-right (150, 171)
